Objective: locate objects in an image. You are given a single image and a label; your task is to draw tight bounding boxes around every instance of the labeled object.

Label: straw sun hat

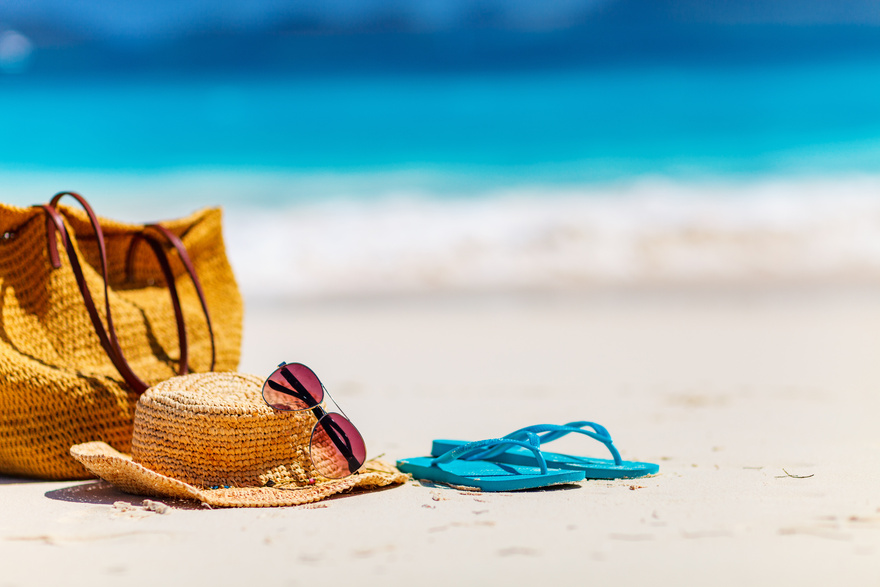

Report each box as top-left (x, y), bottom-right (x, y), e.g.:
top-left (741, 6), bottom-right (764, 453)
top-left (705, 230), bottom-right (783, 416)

top-left (70, 372), bottom-right (407, 507)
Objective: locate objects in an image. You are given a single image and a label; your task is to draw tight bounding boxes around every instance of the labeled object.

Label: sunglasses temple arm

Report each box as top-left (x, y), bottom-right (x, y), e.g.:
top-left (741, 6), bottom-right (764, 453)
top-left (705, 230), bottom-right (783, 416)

top-left (266, 379), bottom-right (314, 406)
top-left (272, 371), bottom-right (361, 472)
top-left (319, 417), bottom-right (360, 472)
top-left (279, 367), bottom-right (322, 403)
top-left (314, 390), bottom-right (361, 470)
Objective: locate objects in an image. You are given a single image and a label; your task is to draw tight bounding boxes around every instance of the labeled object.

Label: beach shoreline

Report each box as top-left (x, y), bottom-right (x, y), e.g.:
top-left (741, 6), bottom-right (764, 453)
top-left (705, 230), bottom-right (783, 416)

top-left (9, 171), bottom-right (880, 299)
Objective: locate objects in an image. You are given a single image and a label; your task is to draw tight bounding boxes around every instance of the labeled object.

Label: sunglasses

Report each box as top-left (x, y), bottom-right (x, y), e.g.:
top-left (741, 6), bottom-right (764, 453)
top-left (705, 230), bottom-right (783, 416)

top-left (262, 362), bottom-right (367, 479)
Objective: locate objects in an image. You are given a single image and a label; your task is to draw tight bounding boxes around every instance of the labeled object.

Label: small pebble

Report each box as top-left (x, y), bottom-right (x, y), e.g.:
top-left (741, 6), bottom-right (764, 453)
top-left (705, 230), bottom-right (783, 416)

top-left (142, 500), bottom-right (170, 514)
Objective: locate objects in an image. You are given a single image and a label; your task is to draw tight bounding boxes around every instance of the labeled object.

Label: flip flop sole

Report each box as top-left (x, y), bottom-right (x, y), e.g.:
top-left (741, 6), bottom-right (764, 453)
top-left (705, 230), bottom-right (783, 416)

top-left (396, 456), bottom-right (585, 492)
top-left (431, 439), bottom-right (659, 479)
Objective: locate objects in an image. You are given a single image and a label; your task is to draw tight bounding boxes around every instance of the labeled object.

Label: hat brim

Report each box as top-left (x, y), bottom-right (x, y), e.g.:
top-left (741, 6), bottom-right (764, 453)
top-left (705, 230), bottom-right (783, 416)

top-left (70, 441), bottom-right (408, 508)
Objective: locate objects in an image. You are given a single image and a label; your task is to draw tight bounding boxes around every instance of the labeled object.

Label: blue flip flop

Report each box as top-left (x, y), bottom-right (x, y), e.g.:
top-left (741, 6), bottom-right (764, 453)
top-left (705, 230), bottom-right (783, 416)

top-left (396, 433), bottom-right (586, 492)
top-left (430, 421), bottom-right (659, 480)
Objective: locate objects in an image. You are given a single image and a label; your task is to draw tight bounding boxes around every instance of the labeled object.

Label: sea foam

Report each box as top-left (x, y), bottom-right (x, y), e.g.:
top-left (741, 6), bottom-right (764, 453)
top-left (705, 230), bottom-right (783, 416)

top-left (220, 174), bottom-right (880, 298)
top-left (5, 170), bottom-right (880, 298)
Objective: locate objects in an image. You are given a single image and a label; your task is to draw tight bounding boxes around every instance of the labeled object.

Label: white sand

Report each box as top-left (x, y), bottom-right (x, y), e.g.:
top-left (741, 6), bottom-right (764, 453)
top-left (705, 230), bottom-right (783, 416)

top-left (2, 287), bottom-right (879, 585)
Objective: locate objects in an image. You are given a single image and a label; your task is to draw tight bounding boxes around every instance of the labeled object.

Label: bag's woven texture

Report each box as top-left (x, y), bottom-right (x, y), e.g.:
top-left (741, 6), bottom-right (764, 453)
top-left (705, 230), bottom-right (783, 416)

top-left (0, 203), bottom-right (242, 479)
top-left (71, 372), bottom-right (407, 507)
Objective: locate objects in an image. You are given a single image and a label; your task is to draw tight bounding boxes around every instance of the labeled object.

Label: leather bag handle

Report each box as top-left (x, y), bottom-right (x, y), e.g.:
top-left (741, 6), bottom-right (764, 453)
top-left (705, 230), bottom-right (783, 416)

top-left (38, 192), bottom-right (215, 393)
top-left (127, 223), bottom-right (217, 371)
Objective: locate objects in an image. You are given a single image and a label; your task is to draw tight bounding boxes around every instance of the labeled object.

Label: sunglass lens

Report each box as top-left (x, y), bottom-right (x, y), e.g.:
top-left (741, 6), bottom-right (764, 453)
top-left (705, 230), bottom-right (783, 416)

top-left (310, 413), bottom-right (367, 479)
top-left (262, 363), bottom-right (324, 411)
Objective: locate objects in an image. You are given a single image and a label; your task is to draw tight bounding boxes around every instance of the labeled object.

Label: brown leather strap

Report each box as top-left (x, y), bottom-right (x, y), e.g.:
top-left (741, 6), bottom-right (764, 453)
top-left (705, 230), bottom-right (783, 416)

top-left (41, 192), bottom-right (218, 390)
top-left (40, 200), bottom-right (149, 393)
top-left (143, 223), bottom-right (216, 371)
top-left (129, 231), bottom-right (190, 375)
top-left (44, 212), bottom-right (63, 269)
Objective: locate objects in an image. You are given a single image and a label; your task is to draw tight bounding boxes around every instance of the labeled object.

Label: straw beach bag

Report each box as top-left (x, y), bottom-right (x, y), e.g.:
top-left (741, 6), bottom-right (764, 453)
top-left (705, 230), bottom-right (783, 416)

top-left (0, 192), bottom-right (243, 479)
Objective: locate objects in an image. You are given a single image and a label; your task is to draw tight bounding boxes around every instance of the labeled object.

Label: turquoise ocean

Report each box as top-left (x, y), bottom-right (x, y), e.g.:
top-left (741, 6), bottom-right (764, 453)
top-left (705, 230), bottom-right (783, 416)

top-left (3, 28), bottom-right (880, 298)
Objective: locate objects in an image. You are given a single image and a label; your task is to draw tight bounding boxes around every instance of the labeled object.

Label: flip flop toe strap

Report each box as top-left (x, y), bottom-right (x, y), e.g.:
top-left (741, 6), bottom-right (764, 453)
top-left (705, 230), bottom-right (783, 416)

top-left (468, 422), bottom-right (623, 466)
top-left (431, 433), bottom-right (549, 475)
top-left (530, 422), bottom-right (623, 466)
top-left (536, 421), bottom-right (613, 444)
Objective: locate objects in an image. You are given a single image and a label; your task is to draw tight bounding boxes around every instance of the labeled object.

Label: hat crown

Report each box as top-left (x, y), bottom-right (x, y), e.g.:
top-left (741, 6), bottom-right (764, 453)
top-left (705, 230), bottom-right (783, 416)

top-left (131, 372), bottom-right (318, 488)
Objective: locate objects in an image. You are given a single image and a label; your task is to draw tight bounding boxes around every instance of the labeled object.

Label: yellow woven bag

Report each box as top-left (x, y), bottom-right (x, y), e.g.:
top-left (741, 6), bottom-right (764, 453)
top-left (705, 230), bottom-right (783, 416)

top-left (0, 192), bottom-right (243, 479)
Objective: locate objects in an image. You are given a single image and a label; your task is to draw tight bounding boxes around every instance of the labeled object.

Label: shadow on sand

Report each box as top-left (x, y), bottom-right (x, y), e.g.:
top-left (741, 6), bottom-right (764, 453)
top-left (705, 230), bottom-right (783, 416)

top-left (414, 479), bottom-right (584, 493)
top-left (43, 477), bottom-right (414, 509)
top-left (44, 480), bottom-right (203, 510)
